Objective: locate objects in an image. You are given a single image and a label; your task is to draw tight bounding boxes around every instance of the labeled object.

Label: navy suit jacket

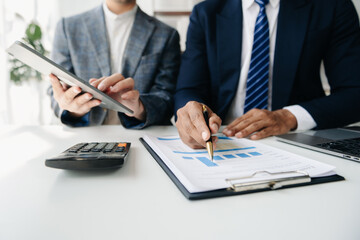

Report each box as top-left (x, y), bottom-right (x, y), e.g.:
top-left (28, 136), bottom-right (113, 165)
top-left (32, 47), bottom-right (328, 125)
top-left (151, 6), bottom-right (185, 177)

top-left (175, 0), bottom-right (360, 129)
top-left (49, 6), bottom-right (180, 128)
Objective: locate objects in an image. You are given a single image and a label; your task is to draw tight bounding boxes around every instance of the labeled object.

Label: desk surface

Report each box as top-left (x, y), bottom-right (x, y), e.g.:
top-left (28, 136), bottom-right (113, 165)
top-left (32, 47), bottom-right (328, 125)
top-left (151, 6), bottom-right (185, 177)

top-left (0, 125), bottom-right (359, 240)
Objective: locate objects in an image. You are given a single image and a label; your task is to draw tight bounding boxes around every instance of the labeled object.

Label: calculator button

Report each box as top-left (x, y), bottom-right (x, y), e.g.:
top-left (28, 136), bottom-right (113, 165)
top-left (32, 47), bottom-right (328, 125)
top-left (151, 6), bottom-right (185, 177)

top-left (80, 143), bottom-right (98, 152)
top-left (103, 143), bottom-right (116, 153)
top-left (80, 149), bottom-right (91, 152)
top-left (68, 143), bottom-right (87, 153)
top-left (115, 147), bottom-right (125, 152)
top-left (91, 143), bottom-right (107, 152)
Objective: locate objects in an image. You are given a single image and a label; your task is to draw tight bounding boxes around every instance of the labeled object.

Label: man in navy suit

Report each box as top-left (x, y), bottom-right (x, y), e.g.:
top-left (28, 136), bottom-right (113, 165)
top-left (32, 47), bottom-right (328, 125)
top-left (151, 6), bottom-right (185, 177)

top-left (49, 0), bottom-right (180, 128)
top-left (175, 0), bottom-right (360, 148)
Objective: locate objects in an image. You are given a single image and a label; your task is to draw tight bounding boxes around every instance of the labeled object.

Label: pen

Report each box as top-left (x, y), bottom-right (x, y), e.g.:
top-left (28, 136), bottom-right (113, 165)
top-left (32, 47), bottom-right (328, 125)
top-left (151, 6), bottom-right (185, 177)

top-left (202, 105), bottom-right (214, 161)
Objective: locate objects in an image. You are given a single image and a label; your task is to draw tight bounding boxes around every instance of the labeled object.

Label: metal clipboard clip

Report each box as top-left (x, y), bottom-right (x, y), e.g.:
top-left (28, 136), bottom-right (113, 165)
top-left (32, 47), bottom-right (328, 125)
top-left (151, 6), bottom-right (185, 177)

top-left (225, 170), bottom-right (311, 192)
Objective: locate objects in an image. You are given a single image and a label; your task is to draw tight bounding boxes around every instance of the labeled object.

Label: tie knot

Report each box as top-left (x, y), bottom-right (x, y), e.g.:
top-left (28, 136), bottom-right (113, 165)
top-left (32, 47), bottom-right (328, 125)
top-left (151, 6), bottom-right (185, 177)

top-left (255, 0), bottom-right (269, 8)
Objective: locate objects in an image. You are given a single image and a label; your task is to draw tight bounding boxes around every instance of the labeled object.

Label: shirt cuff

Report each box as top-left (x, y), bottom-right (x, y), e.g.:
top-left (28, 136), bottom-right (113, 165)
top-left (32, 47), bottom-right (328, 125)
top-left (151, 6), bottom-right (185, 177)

top-left (283, 105), bottom-right (317, 131)
top-left (61, 110), bottom-right (90, 127)
top-left (118, 112), bottom-right (145, 129)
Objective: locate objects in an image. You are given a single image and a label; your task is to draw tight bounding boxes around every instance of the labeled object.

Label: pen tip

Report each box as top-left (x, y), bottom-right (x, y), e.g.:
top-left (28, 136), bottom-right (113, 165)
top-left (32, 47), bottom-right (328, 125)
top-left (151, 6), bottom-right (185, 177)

top-left (206, 141), bottom-right (214, 161)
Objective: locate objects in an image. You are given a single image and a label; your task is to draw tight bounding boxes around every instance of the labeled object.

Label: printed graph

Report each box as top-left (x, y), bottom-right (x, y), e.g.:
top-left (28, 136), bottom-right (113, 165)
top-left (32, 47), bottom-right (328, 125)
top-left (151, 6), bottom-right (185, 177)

top-left (180, 149), bottom-right (263, 167)
top-left (157, 136), bottom-right (263, 167)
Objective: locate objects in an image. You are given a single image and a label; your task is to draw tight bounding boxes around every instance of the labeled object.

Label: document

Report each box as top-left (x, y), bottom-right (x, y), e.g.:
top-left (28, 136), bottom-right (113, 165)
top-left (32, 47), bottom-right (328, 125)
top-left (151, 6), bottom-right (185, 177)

top-left (143, 135), bottom-right (336, 193)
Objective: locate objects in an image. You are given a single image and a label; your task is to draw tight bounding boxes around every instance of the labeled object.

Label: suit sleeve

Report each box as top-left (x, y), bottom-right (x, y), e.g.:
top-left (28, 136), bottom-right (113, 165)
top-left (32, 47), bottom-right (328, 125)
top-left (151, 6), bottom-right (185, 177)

top-left (174, 5), bottom-right (211, 120)
top-left (119, 29), bottom-right (181, 129)
top-left (47, 18), bottom-right (90, 127)
top-left (299, 0), bottom-right (360, 129)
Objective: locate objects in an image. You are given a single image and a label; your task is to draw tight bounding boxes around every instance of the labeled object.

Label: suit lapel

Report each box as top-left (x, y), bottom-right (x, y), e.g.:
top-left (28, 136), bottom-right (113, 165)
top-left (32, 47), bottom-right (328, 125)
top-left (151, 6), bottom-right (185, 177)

top-left (216, 0), bottom-right (242, 116)
top-left (122, 8), bottom-right (155, 78)
top-left (272, 0), bottom-right (312, 109)
top-left (82, 6), bottom-right (111, 77)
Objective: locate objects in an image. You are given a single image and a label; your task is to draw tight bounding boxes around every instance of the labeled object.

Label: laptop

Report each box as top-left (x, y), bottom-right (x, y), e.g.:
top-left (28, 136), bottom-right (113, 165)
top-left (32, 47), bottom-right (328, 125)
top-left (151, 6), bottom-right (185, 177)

top-left (276, 126), bottom-right (360, 162)
top-left (6, 41), bottom-right (133, 115)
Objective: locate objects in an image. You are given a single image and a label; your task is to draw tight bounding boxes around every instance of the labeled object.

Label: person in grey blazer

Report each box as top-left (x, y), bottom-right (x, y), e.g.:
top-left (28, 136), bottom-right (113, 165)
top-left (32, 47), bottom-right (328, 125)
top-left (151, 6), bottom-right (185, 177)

top-left (48, 0), bottom-right (180, 128)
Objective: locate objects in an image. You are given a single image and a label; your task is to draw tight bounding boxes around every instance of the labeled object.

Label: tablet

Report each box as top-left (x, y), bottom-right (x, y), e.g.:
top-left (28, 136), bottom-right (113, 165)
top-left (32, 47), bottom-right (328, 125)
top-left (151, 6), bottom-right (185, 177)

top-left (6, 41), bottom-right (133, 114)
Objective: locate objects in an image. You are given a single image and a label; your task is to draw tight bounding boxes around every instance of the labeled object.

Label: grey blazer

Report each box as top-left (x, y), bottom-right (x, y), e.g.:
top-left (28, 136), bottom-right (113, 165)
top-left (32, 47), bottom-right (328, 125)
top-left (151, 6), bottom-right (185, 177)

top-left (48, 5), bottom-right (180, 128)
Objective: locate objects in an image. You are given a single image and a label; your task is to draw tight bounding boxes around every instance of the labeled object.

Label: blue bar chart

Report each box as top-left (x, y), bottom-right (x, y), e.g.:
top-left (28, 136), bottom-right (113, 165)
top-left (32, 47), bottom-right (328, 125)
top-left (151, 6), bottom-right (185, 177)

top-left (180, 149), bottom-right (263, 167)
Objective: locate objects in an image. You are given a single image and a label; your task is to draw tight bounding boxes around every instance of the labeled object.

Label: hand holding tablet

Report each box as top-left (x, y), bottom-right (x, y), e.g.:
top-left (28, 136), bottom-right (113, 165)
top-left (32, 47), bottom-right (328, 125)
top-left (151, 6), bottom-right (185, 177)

top-left (6, 41), bottom-right (133, 115)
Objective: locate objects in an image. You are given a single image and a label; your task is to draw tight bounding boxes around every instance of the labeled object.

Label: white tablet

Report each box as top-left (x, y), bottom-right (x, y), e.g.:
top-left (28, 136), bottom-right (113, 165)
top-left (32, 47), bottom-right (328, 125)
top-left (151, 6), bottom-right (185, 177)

top-left (6, 41), bottom-right (133, 114)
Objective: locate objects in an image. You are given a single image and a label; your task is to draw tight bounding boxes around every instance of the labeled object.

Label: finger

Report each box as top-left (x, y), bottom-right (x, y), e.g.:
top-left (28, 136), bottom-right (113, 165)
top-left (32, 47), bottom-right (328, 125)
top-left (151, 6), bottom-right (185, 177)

top-left (250, 127), bottom-right (273, 140)
top-left (223, 114), bottom-right (250, 136)
top-left (184, 139), bottom-right (204, 149)
top-left (73, 93), bottom-right (94, 106)
top-left (97, 73), bottom-right (125, 91)
top-left (89, 78), bottom-right (97, 83)
top-left (209, 114), bottom-right (222, 134)
top-left (203, 105), bottom-right (222, 134)
top-left (232, 110), bottom-right (271, 137)
top-left (222, 118), bottom-right (244, 136)
top-left (49, 74), bottom-right (65, 94)
top-left (176, 103), bottom-right (207, 148)
top-left (234, 119), bottom-right (267, 138)
top-left (178, 125), bottom-right (205, 149)
top-left (230, 118), bottom-right (256, 136)
top-left (60, 82), bottom-right (70, 91)
top-left (189, 109), bottom-right (211, 143)
top-left (225, 116), bottom-right (244, 131)
top-left (178, 130), bottom-right (204, 149)
top-left (78, 99), bottom-right (102, 113)
top-left (223, 110), bottom-right (256, 134)
top-left (90, 77), bottom-right (106, 88)
top-left (121, 90), bottom-right (139, 100)
top-left (110, 77), bottom-right (134, 93)
top-left (224, 109), bottom-right (264, 136)
top-left (212, 137), bottom-right (218, 150)
top-left (186, 118), bottom-right (207, 146)
top-left (62, 86), bottom-right (82, 105)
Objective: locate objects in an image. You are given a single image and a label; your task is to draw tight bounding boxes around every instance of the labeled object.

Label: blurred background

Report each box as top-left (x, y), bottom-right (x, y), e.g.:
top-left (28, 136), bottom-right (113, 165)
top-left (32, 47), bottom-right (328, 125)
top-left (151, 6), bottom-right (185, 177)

top-left (0, 0), bottom-right (359, 126)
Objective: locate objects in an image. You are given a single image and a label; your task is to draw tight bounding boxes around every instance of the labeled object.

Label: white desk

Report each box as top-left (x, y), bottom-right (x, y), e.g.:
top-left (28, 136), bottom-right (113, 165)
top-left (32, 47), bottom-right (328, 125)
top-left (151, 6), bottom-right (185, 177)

top-left (0, 125), bottom-right (359, 240)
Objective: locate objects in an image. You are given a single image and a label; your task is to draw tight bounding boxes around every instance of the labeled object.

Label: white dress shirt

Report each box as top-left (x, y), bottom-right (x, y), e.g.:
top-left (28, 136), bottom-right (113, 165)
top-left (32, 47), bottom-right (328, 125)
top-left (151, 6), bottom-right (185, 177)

top-left (225, 0), bottom-right (316, 131)
top-left (102, 3), bottom-right (137, 124)
top-left (103, 3), bottom-right (137, 74)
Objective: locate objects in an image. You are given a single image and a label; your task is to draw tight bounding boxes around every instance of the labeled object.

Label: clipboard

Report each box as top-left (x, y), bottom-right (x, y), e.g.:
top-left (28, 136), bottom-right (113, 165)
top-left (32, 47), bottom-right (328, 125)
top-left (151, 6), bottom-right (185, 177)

top-left (140, 138), bottom-right (345, 200)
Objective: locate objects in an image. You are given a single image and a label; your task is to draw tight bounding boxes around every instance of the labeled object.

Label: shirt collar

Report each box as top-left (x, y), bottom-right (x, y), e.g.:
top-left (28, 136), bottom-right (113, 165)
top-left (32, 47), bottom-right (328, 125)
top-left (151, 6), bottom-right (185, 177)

top-left (103, 2), bottom-right (138, 21)
top-left (243, 0), bottom-right (280, 10)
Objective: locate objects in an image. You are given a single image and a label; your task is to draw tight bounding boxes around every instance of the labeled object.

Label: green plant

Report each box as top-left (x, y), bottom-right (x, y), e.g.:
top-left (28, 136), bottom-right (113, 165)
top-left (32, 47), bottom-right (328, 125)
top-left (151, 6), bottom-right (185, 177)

top-left (9, 22), bottom-right (47, 85)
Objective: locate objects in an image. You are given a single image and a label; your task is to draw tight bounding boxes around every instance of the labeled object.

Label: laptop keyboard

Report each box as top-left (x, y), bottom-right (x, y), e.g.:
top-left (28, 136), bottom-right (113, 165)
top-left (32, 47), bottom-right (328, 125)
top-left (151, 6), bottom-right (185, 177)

top-left (316, 137), bottom-right (360, 157)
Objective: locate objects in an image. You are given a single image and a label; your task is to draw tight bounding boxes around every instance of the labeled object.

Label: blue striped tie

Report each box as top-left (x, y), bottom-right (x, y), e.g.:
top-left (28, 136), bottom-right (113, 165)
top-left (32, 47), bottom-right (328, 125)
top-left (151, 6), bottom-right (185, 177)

top-left (244, 0), bottom-right (270, 113)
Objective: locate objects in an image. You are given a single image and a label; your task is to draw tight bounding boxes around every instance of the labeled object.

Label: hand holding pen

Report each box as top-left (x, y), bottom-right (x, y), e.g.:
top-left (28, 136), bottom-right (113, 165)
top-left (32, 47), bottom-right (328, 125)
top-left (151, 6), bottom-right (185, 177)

top-left (175, 101), bottom-right (222, 150)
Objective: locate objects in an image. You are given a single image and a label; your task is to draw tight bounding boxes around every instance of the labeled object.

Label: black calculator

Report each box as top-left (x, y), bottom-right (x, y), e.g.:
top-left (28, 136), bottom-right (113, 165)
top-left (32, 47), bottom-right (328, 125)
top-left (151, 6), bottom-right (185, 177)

top-left (45, 142), bottom-right (130, 170)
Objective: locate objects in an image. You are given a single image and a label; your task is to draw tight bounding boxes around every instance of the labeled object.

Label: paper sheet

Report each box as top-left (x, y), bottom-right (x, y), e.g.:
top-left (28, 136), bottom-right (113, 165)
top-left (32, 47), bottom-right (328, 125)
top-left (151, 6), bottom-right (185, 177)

top-left (143, 135), bottom-right (336, 193)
